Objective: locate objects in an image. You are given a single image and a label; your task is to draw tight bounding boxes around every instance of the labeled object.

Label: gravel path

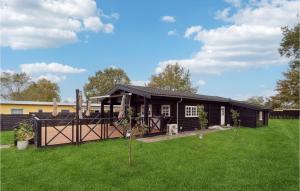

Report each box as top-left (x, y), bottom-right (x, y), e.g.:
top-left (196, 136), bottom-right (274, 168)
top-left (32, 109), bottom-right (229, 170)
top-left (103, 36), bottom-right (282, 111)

top-left (137, 128), bottom-right (231, 143)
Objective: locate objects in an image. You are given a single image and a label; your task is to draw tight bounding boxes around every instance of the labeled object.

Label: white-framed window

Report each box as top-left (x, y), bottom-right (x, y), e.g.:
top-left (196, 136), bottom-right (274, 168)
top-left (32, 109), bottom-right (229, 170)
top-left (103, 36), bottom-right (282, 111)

top-left (161, 105), bottom-right (170, 117)
top-left (259, 111), bottom-right (263, 121)
top-left (11, 109), bottom-right (23, 114)
top-left (141, 104), bottom-right (152, 117)
top-left (185, 106), bottom-right (198, 117)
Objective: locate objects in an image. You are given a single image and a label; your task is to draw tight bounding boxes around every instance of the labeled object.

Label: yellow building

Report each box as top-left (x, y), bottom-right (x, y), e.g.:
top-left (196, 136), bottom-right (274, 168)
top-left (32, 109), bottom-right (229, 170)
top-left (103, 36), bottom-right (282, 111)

top-left (0, 100), bottom-right (120, 115)
top-left (0, 101), bottom-right (78, 114)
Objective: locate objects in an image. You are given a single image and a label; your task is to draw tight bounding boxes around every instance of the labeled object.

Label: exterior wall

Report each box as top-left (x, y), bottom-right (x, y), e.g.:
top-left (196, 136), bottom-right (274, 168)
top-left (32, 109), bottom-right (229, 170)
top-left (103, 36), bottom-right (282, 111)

top-left (0, 104), bottom-right (76, 114)
top-left (228, 105), bottom-right (268, 128)
top-left (177, 100), bottom-right (229, 130)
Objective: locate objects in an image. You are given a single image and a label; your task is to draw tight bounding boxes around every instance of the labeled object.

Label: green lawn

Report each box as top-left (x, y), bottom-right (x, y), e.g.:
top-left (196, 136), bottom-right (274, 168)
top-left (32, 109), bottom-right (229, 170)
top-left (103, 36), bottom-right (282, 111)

top-left (0, 130), bottom-right (14, 145)
top-left (1, 119), bottom-right (299, 191)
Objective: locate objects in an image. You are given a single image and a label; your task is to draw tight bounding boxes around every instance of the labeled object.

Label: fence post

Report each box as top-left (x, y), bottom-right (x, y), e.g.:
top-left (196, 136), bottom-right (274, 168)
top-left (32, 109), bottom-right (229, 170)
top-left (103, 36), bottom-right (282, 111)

top-left (35, 119), bottom-right (42, 148)
top-left (76, 89), bottom-right (80, 145)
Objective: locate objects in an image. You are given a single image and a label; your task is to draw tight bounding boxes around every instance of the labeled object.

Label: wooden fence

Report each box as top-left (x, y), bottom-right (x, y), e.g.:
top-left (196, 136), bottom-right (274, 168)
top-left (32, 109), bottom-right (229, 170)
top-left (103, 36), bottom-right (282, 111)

top-left (33, 116), bottom-right (168, 148)
top-left (0, 112), bottom-right (119, 131)
top-left (0, 114), bottom-right (29, 131)
top-left (269, 109), bottom-right (299, 119)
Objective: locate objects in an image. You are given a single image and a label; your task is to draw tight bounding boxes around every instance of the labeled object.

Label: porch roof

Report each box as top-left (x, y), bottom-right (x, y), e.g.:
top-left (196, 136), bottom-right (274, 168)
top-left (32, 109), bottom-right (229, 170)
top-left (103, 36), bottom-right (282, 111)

top-left (104, 84), bottom-right (270, 111)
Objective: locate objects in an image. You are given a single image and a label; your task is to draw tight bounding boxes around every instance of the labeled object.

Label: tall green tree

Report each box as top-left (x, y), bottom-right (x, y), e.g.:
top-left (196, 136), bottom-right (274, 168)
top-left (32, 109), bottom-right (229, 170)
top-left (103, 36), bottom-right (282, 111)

top-left (21, 79), bottom-right (60, 101)
top-left (0, 72), bottom-right (31, 100)
top-left (271, 24), bottom-right (299, 109)
top-left (246, 96), bottom-right (267, 107)
top-left (84, 67), bottom-right (130, 97)
top-left (148, 63), bottom-right (197, 93)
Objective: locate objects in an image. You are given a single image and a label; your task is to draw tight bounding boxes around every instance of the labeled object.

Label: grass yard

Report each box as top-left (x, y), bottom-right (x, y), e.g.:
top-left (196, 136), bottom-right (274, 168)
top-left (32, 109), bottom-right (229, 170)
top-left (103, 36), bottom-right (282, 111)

top-left (0, 131), bottom-right (14, 145)
top-left (1, 119), bottom-right (299, 191)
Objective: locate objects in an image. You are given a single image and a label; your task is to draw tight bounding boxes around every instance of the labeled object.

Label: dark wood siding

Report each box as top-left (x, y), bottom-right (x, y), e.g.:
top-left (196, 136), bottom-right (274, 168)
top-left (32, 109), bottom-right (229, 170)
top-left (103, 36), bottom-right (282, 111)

top-left (177, 100), bottom-right (229, 130)
top-left (178, 100), bottom-right (199, 130)
top-left (229, 106), bottom-right (258, 128)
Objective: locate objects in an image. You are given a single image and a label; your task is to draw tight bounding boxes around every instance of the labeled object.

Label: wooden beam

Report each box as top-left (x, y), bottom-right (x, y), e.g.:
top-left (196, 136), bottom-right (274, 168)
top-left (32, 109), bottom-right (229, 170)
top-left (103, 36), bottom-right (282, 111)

top-left (109, 98), bottom-right (114, 124)
top-left (144, 97), bottom-right (148, 125)
top-left (100, 101), bottom-right (104, 118)
top-left (90, 93), bottom-right (132, 99)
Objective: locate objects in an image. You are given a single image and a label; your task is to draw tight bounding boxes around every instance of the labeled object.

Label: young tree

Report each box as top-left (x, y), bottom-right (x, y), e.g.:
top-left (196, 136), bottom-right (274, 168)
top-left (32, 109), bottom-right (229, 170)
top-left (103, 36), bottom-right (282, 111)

top-left (84, 67), bottom-right (130, 98)
top-left (0, 72), bottom-right (31, 100)
top-left (197, 105), bottom-right (208, 129)
top-left (271, 24), bottom-right (299, 109)
top-left (230, 109), bottom-right (240, 127)
top-left (148, 63), bottom-right (198, 93)
top-left (21, 79), bottom-right (61, 101)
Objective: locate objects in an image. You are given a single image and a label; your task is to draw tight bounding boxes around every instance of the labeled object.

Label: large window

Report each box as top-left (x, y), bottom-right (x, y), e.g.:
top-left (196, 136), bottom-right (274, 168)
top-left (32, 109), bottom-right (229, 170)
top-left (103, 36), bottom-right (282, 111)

top-left (259, 111), bottom-right (263, 121)
top-left (161, 105), bottom-right (170, 117)
top-left (185, 106), bottom-right (197, 117)
top-left (141, 104), bottom-right (152, 117)
top-left (11, 109), bottom-right (23, 114)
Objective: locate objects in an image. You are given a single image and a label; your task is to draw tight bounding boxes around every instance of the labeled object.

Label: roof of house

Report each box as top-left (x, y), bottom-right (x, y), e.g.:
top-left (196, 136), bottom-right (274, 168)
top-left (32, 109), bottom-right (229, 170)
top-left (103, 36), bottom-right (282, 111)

top-left (106, 84), bottom-right (270, 110)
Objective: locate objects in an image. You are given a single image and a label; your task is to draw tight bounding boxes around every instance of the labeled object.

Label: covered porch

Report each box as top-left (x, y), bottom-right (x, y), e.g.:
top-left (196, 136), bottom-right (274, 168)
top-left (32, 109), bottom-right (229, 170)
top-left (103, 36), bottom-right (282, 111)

top-left (93, 89), bottom-right (178, 135)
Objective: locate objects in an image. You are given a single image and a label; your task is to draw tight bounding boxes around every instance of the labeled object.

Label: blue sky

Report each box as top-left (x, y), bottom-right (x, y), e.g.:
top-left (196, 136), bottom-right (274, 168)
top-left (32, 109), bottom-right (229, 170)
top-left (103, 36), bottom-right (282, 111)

top-left (1, 0), bottom-right (298, 101)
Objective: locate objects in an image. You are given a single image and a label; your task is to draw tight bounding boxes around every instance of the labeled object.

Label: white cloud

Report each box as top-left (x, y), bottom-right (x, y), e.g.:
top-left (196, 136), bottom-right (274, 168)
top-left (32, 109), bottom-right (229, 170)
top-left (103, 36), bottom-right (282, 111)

top-left (234, 89), bottom-right (276, 101)
top-left (161, 16), bottom-right (176, 23)
top-left (157, 0), bottom-right (298, 75)
top-left (0, 0), bottom-right (115, 49)
top-left (101, 12), bottom-right (120, 20)
top-left (36, 74), bottom-right (67, 83)
top-left (167, 30), bottom-right (176, 36)
top-left (2, 62), bottom-right (86, 83)
top-left (225, 0), bottom-right (241, 8)
top-left (131, 80), bottom-right (149, 86)
top-left (184, 26), bottom-right (202, 39)
top-left (0, 69), bottom-right (15, 74)
top-left (215, 8), bottom-right (231, 21)
top-left (20, 62), bottom-right (86, 74)
top-left (197, 80), bottom-right (206, 86)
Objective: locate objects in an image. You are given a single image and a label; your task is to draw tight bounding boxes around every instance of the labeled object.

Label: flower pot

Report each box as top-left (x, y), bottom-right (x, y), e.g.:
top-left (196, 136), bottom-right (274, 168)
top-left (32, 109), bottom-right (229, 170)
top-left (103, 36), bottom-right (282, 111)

top-left (17, 140), bottom-right (29, 150)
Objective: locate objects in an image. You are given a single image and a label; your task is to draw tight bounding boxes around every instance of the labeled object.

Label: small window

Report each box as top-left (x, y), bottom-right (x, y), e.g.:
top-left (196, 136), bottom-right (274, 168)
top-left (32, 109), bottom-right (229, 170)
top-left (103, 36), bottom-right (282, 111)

top-left (61, 110), bottom-right (70, 113)
top-left (161, 105), bottom-right (170, 117)
top-left (11, 109), bottom-right (23, 114)
top-left (141, 104), bottom-right (152, 117)
top-left (259, 111), bottom-right (263, 120)
top-left (185, 106), bottom-right (197, 117)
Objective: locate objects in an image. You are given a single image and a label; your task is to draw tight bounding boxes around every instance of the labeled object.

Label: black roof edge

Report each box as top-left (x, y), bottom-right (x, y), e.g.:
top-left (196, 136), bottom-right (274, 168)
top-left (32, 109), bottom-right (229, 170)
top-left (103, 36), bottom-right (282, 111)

top-left (103, 84), bottom-right (269, 111)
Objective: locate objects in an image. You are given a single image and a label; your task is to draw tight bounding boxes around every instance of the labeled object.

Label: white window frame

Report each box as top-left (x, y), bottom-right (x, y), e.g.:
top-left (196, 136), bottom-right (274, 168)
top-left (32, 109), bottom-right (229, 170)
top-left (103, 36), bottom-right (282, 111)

top-left (141, 104), bottom-right (152, 117)
top-left (11, 108), bottom-right (23, 114)
top-left (259, 111), bottom-right (263, 121)
top-left (161, 105), bottom-right (171, 117)
top-left (185, 106), bottom-right (198, 117)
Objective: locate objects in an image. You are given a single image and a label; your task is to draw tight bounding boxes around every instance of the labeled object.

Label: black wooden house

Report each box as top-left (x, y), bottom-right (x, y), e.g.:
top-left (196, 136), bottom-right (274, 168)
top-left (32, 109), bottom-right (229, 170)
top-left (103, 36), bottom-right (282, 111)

top-left (97, 85), bottom-right (269, 132)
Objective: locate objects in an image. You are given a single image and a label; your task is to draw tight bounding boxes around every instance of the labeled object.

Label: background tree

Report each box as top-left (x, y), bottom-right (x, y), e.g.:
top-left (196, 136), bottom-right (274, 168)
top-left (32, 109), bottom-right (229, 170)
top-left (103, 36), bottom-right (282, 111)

top-left (246, 96), bottom-right (267, 107)
top-left (84, 67), bottom-right (130, 98)
top-left (148, 63), bottom-right (197, 93)
top-left (21, 79), bottom-right (60, 101)
top-left (0, 72), bottom-right (31, 100)
top-left (271, 23), bottom-right (299, 109)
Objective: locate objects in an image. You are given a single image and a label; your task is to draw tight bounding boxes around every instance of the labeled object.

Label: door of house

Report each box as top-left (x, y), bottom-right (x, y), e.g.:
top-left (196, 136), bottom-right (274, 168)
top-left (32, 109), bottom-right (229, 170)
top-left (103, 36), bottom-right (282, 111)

top-left (220, 106), bottom-right (225, 125)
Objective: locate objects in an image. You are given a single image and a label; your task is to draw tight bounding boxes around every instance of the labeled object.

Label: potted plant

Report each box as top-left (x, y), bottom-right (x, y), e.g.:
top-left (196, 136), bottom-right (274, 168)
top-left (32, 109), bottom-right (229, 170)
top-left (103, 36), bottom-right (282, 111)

top-left (15, 122), bottom-right (34, 150)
